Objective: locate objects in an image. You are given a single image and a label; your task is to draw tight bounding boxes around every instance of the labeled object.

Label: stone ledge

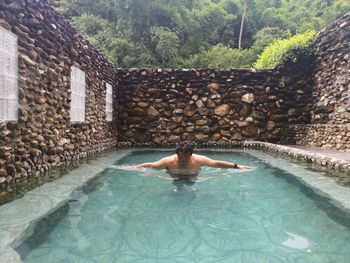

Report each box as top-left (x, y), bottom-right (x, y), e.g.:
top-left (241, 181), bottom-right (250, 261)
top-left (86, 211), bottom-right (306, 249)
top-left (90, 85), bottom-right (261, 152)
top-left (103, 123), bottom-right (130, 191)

top-left (0, 140), bottom-right (119, 188)
top-left (0, 150), bottom-right (132, 263)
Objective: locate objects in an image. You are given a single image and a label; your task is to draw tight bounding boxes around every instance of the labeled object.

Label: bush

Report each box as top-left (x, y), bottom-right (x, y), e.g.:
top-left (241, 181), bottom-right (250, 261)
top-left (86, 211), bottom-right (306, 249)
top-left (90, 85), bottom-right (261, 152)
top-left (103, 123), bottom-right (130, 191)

top-left (254, 30), bottom-right (317, 69)
top-left (183, 44), bottom-right (255, 69)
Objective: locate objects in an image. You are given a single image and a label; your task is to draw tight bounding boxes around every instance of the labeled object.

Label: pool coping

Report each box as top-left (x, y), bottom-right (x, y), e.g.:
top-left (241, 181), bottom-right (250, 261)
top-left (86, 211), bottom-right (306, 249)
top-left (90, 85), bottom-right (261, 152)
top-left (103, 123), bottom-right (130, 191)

top-left (247, 142), bottom-right (350, 173)
top-left (0, 142), bottom-right (350, 262)
top-left (0, 150), bottom-right (133, 263)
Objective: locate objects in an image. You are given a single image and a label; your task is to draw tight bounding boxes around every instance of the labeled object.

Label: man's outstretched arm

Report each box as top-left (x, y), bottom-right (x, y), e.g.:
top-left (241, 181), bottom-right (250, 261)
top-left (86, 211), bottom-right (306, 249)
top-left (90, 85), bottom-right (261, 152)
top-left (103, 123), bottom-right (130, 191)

top-left (197, 155), bottom-right (252, 170)
top-left (136, 157), bottom-right (170, 169)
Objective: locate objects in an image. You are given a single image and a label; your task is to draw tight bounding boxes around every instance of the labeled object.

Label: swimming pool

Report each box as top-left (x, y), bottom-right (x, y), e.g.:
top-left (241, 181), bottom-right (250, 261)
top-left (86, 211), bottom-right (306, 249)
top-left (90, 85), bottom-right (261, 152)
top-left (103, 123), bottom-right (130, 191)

top-left (3, 149), bottom-right (350, 262)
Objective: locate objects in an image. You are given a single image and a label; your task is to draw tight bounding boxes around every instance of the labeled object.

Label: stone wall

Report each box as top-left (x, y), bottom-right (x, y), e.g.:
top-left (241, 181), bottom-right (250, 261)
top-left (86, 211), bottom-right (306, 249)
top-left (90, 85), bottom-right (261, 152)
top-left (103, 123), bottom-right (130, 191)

top-left (312, 13), bottom-right (350, 124)
top-left (312, 12), bottom-right (350, 124)
top-left (0, 0), bottom-right (118, 184)
top-left (117, 61), bottom-right (313, 144)
top-left (292, 12), bottom-right (350, 150)
top-left (292, 124), bottom-right (350, 150)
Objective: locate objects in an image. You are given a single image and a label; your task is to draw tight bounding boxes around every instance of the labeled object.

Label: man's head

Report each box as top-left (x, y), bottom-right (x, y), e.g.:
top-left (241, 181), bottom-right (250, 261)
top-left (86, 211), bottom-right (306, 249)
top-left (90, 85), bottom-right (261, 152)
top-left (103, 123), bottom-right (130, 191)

top-left (176, 142), bottom-right (194, 164)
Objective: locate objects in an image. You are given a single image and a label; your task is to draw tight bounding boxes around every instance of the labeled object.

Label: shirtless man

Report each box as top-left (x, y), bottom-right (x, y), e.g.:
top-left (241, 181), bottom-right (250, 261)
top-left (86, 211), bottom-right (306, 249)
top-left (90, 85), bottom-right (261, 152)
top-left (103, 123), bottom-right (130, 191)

top-left (137, 142), bottom-right (252, 182)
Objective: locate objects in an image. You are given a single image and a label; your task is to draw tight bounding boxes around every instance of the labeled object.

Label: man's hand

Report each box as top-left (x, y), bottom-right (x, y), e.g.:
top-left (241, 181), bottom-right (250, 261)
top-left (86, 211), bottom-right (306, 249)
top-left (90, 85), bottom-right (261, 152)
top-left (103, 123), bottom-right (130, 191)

top-left (237, 165), bottom-right (253, 170)
top-left (136, 163), bottom-right (151, 168)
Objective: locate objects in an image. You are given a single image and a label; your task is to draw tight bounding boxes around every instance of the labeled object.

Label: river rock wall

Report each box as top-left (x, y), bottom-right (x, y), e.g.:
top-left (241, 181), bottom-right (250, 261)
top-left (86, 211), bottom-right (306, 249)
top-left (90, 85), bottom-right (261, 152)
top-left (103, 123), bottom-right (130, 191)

top-left (292, 12), bottom-right (350, 150)
top-left (312, 12), bottom-right (350, 124)
top-left (0, 0), bottom-right (118, 184)
top-left (292, 124), bottom-right (350, 150)
top-left (117, 61), bottom-right (313, 143)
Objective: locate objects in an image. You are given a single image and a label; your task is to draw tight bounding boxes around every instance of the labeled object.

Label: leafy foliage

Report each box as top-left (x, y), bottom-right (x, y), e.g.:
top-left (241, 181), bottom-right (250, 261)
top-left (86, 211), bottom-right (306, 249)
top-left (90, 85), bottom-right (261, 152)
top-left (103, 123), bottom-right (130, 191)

top-left (150, 27), bottom-right (180, 65)
top-left (254, 30), bottom-right (317, 69)
top-left (253, 27), bottom-right (290, 50)
top-left (183, 44), bottom-right (254, 68)
top-left (52, 0), bottom-right (350, 68)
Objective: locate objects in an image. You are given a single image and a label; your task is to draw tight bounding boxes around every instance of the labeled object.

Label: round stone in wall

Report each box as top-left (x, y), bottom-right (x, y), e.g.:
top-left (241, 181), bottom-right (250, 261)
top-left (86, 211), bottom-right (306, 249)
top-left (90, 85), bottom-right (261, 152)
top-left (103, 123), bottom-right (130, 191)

top-left (147, 106), bottom-right (160, 118)
top-left (267, 121), bottom-right (276, 131)
top-left (243, 126), bottom-right (258, 137)
top-left (211, 133), bottom-right (221, 141)
top-left (183, 107), bottom-right (195, 117)
top-left (195, 133), bottom-right (208, 141)
top-left (208, 83), bottom-right (220, 93)
top-left (214, 104), bottom-right (230, 116)
top-left (242, 93), bottom-right (254, 104)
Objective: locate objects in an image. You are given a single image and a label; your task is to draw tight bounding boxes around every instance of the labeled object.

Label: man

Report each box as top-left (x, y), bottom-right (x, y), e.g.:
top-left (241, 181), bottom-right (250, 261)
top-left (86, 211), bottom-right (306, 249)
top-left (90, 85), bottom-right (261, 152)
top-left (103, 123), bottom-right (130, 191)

top-left (137, 142), bottom-right (252, 182)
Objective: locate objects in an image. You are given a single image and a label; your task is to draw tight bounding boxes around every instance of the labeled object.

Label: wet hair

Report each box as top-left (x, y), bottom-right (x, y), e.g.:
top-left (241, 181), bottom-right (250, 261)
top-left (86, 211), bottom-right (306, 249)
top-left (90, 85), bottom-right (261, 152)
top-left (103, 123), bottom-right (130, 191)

top-left (176, 141), bottom-right (194, 155)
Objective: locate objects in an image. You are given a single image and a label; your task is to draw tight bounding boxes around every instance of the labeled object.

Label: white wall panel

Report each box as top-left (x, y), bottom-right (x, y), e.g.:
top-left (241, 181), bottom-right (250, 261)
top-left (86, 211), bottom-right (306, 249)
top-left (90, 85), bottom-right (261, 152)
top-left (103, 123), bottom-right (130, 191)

top-left (0, 27), bottom-right (18, 121)
top-left (70, 66), bottom-right (86, 122)
top-left (105, 83), bottom-right (113, 122)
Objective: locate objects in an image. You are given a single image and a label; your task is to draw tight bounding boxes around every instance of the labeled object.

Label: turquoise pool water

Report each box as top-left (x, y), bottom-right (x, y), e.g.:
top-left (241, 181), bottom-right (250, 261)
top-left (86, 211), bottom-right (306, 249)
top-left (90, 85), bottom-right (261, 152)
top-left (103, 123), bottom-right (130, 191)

top-left (16, 150), bottom-right (350, 262)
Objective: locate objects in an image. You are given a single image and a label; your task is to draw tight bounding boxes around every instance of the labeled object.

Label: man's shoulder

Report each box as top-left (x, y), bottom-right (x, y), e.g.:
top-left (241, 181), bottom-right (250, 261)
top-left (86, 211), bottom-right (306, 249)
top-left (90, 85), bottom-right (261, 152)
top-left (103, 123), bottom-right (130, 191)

top-left (192, 154), bottom-right (208, 160)
top-left (192, 153), bottom-right (206, 157)
top-left (161, 155), bottom-right (176, 162)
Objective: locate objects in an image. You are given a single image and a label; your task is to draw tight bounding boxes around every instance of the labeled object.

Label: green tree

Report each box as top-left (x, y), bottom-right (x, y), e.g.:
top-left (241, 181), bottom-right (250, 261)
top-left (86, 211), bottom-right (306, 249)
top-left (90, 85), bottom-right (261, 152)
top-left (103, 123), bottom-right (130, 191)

top-left (254, 30), bottom-right (317, 69)
top-left (150, 26), bottom-right (180, 65)
top-left (53, 0), bottom-right (350, 68)
top-left (70, 14), bottom-right (115, 56)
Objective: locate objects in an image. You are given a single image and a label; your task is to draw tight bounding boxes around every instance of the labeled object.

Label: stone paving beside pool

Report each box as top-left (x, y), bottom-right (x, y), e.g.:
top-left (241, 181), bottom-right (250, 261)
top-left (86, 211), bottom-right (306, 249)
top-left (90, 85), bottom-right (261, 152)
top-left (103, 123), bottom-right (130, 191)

top-left (249, 142), bottom-right (350, 174)
top-left (287, 145), bottom-right (350, 162)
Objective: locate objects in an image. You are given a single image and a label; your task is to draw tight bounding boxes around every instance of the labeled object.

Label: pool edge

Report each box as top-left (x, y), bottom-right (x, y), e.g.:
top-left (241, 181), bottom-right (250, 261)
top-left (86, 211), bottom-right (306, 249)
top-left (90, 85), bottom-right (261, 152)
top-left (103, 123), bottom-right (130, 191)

top-left (0, 150), bottom-right (132, 263)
